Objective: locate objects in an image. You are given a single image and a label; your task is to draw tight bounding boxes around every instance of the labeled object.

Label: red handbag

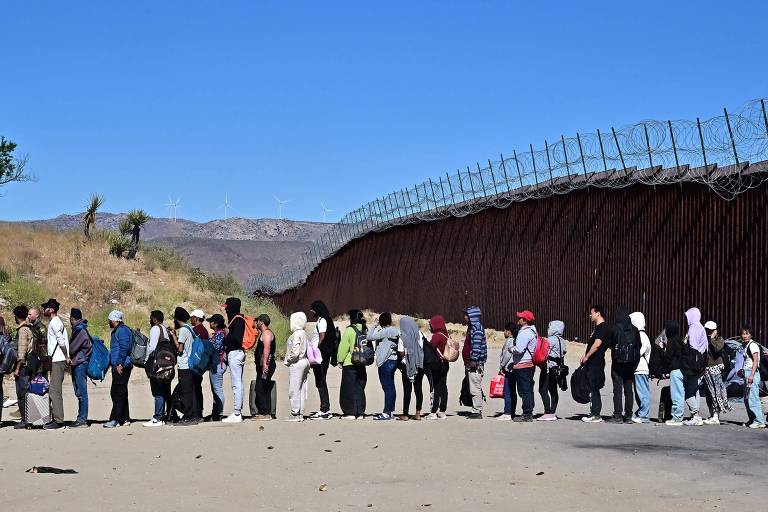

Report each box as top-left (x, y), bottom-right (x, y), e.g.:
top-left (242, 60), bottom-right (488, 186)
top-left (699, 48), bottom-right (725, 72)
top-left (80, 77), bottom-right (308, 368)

top-left (489, 372), bottom-right (505, 398)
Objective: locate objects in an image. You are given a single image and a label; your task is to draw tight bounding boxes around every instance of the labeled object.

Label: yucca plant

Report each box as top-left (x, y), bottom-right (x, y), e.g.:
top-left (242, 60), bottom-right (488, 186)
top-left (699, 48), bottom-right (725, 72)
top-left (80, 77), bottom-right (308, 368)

top-left (82, 194), bottom-right (104, 241)
top-left (125, 209), bottom-right (150, 260)
top-left (108, 232), bottom-right (130, 258)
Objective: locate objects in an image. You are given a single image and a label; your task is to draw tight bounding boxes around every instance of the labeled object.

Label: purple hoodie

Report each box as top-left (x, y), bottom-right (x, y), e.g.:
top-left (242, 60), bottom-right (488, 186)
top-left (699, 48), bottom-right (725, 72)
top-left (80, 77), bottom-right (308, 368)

top-left (685, 307), bottom-right (707, 354)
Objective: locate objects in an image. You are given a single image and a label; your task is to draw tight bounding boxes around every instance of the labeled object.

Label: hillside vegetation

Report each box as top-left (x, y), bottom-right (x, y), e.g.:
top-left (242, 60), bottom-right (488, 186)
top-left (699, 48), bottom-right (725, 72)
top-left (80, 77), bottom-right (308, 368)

top-left (0, 223), bottom-right (288, 353)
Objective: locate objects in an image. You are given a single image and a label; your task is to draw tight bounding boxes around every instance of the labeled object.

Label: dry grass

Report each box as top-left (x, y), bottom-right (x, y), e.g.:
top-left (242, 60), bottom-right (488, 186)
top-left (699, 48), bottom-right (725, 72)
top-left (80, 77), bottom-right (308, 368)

top-left (0, 223), bottom-right (288, 352)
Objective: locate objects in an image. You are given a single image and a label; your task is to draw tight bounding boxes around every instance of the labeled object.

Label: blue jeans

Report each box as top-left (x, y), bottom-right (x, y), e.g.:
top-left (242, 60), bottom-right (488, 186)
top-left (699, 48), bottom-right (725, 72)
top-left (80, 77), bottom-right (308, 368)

top-left (514, 366), bottom-right (535, 416)
top-left (71, 363), bottom-right (89, 422)
top-left (378, 359), bottom-right (398, 414)
top-left (150, 378), bottom-right (171, 421)
top-left (634, 374), bottom-right (650, 419)
top-left (744, 368), bottom-right (764, 425)
top-left (670, 369), bottom-right (685, 420)
top-left (503, 370), bottom-right (516, 415)
top-left (210, 360), bottom-right (226, 418)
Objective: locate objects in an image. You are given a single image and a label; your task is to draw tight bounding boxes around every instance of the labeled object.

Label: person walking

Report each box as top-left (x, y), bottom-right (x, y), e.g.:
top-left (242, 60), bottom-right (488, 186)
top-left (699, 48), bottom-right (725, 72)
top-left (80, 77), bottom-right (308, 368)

top-left (425, 315), bottom-right (450, 420)
top-left (104, 310), bottom-right (133, 428)
top-left (144, 310), bottom-right (171, 427)
top-left (12, 305), bottom-right (35, 429)
top-left (511, 310), bottom-right (537, 423)
top-left (42, 299), bottom-right (70, 430)
top-left (630, 312), bottom-right (652, 424)
top-left (740, 326), bottom-right (765, 429)
top-left (539, 320), bottom-right (567, 421)
top-left (170, 307), bottom-right (199, 426)
top-left (608, 308), bottom-right (640, 424)
top-left (222, 297), bottom-right (245, 424)
top-left (68, 308), bottom-right (92, 428)
top-left (284, 312), bottom-right (310, 421)
top-left (701, 321), bottom-right (731, 425)
top-left (581, 305), bottom-right (613, 423)
top-left (308, 300), bottom-right (336, 420)
top-left (337, 310), bottom-right (368, 420)
top-left (399, 316), bottom-right (428, 421)
top-left (462, 306), bottom-right (487, 420)
top-left (496, 322), bottom-right (517, 421)
top-left (681, 307), bottom-right (707, 426)
top-left (664, 320), bottom-right (686, 426)
top-left (254, 314), bottom-right (277, 420)
top-left (207, 313), bottom-right (227, 422)
top-left (367, 312), bottom-right (399, 421)
top-left (189, 309), bottom-right (207, 420)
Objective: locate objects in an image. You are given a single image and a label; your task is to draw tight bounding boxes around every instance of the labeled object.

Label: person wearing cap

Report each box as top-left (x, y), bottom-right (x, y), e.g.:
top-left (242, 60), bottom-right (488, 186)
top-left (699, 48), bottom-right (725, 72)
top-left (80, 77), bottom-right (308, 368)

top-left (701, 320), bottom-right (731, 425)
top-left (254, 314), bottom-right (276, 419)
top-left (104, 310), bottom-right (133, 428)
top-left (207, 313), bottom-right (227, 421)
top-left (221, 297), bottom-right (246, 423)
top-left (190, 309), bottom-right (210, 340)
top-left (68, 308), bottom-right (93, 428)
top-left (510, 310), bottom-right (538, 422)
top-left (41, 299), bottom-right (70, 430)
top-left (169, 306), bottom-right (200, 425)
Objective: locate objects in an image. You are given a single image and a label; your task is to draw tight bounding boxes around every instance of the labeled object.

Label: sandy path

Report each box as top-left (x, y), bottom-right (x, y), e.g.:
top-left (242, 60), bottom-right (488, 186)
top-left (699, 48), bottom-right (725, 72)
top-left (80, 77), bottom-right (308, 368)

top-left (0, 341), bottom-right (765, 511)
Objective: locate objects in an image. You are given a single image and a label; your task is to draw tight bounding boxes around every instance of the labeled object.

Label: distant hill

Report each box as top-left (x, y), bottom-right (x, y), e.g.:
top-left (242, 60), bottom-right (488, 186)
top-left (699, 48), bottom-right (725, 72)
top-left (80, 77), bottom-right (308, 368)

top-left (11, 213), bottom-right (328, 282)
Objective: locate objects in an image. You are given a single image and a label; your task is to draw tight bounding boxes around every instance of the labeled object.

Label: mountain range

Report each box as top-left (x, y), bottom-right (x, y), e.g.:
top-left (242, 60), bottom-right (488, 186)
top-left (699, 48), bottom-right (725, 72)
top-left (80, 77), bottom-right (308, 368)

top-left (14, 213), bottom-right (328, 283)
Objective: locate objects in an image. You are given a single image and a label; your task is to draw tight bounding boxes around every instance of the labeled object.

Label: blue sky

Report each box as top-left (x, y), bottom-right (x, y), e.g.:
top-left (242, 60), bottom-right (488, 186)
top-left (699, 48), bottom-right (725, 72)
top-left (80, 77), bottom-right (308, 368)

top-left (1, 1), bottom-right (765, 222)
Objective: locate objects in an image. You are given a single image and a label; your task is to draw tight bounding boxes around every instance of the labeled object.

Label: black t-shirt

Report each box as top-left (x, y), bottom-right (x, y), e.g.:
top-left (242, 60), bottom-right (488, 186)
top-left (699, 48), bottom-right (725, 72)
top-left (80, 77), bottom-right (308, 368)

top-left (587, 322), bottom-right (614, 361)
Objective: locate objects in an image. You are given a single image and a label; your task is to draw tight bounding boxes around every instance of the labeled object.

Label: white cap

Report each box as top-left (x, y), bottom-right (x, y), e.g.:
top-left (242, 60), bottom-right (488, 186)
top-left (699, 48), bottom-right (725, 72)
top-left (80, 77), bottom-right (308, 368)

top-left (704, 321), bottom-right (717, 330)
top-left (190, 309), bottom-right (205, 319)
top-left (108, 310), bottom-right (124, 322)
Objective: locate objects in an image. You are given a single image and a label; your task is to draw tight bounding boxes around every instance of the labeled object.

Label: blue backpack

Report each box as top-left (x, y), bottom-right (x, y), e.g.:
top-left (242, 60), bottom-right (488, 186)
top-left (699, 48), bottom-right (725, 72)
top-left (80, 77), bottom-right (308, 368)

top-left (87, 336), bottom-right (110, 381)
top-left (185, 326), bottom-right (215, 375)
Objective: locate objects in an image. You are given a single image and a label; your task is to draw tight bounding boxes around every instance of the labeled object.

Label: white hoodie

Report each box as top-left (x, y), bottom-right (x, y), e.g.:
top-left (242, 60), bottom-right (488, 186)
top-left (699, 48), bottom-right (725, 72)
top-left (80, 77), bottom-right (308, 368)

top-left (630, 312), bottom-right (651, 375)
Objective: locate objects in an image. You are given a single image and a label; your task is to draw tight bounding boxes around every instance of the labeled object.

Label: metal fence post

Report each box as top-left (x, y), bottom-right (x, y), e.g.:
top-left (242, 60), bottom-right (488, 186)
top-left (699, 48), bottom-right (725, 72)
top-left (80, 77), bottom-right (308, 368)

top-left (529, 144), bottom-right (539, 188)
top-left (544, 140), bottom-right (554, 184)
top-left (499, 154), bottom-right (511, 193)
top-left (476, 162), bottom-right (487, 198)
top-left (597, 128), bottom-right (608, 172)
top-left (576, 132), bottom-right (588, 180)
top-left (643, 123), bottom-right (654, 169)
top-left (668, 120), bottom-right (681, 184)
top-left (697, 117), bottom-right (710, 179)
top-left (762, 99), bottom-right (768, 137)
top-left (513, 150), bottom-right (523, 188)
top-left (611, 127), bottom-right (627, 175)
top-left (466, 166), bottom-right (478, 200)
top-left (723, 107), bottom-right (740, 166)
top-left (446, 173), bottom-right (456, 206)
top-left (488, 159), bottom-right (499, 195)
top-left (561, 135), bottom-right (571, 181)
top-left (457, 169), bottom-right (465, 203)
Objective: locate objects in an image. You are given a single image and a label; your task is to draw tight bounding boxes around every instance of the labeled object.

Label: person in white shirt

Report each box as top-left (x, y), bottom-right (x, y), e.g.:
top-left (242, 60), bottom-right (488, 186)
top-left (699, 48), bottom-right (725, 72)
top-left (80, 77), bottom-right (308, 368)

top-left (169, 307), bottom-right (199, 425)
top-left (145, 310), bottom-right (170, 427)
top-left (630, 312), bottom-right (652, 424)
top-left (41, 299), bottom-right (70, 430)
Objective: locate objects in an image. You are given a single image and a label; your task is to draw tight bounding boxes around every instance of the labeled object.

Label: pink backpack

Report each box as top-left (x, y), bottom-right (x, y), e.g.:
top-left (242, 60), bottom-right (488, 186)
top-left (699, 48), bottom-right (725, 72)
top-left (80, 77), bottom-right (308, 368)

top-left (531, 335), bottom-right (551, 367)
top-left (306, 341), bottom-right (323, 365)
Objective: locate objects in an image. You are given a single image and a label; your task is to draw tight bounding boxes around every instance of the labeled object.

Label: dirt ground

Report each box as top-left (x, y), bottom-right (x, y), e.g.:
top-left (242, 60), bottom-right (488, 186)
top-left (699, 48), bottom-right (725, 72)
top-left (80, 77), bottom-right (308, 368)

top-left (1, 337), bottom-right (766, 511)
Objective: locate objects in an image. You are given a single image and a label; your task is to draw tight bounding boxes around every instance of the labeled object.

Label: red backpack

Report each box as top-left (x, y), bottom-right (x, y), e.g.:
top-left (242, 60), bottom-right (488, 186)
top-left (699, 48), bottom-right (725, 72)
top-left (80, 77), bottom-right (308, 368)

top-left (531, 335), bottom-right (551, 367)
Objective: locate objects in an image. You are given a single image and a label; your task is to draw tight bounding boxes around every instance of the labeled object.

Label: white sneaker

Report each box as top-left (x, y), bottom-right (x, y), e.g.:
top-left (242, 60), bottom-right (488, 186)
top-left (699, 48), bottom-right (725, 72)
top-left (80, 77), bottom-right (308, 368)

top-left (496, 414), bottom-right (512, 421)
top-left (537, 414), bottom-right (557, 422)
top-left (222, 414), bottom-right (243, 424)
top-left (665, 419), bottom-right (684, 426)
top-left (703, 416), bottom-right (720, 425)
top-left (3, 398), bottom-right (18, 408)
top-left (683, 416), bottom-right (704, 426)
top-left (425, 413), bottom-right (439, 420)
top-left (581, 415), bottom-right (603, 423)
top-left (748, 422), bottom-right (766, 429)
top-left (437, 413), bottom-right (447, 420)
top-left (143, 419), bottom-right (164, 427)
top-left (285, 415), bottom-right (304, 422)
top-left (310, 411), bottom-right (332, 421)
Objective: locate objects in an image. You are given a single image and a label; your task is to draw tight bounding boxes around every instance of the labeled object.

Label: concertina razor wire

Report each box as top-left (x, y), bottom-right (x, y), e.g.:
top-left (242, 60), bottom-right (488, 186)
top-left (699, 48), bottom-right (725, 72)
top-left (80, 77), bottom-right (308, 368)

top-left (248, 98), bottom-right (768, 295)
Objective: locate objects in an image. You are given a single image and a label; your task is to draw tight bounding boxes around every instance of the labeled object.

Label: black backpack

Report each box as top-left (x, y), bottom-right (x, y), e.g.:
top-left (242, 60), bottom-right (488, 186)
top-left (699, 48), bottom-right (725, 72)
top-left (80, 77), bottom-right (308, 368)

top-left (422, 334), bottom-right (440, 368)
top-left (146, 338), bottom-right (177, 382)
top-left (329, 326), bottom-right (342, 367)
top-left (680, 341), bottom-right (706, 377)
top-left (570, 366), bottom-right (591, 404)
top-left (350, 325), bottom-right (374, 366)
top-left (613, 322), bottom-right (639, 365)
top-left (0, 335), bottom-right (18, 374)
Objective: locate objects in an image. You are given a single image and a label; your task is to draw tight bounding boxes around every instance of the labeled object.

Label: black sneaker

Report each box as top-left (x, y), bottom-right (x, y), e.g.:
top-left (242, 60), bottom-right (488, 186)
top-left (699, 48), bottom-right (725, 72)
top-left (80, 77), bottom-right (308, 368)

top-left (70, 420), bottom-right (89, 428)
top-left (606, 415), bottom-right (624, 424)
top-left (623, 416), bottom-right (634, 424)
top-left (514, 415), bottom-right (534, 423)
top-left (43, 422), bottom-right (64, 430)
top-left (466, 413), bottom-right (483, 420)
top-left (14, 422), bottom-right (28, 430)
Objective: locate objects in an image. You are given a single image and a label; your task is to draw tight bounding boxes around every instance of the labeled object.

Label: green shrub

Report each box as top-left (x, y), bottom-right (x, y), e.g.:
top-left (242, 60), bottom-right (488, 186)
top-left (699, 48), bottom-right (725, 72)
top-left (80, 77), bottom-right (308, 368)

top-left (205, 274), bottom-right (243, 296)
top-left (115, 279), bottom-right (134, 292)
top-left (0, 268), bottom-right (9, 283)
top-left (141, 245), bottom-right (192, 274)
top-left (108, 233), bottom-right (130, 258)
top-left (0, 276), bottom-right (47, 310)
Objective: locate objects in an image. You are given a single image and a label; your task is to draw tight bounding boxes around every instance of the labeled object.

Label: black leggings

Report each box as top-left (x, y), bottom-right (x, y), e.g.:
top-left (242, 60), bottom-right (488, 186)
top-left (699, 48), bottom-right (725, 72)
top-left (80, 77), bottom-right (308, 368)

top-left (312, 356), bottom-right (331, 413)
top-left (401, 367), bottom-right (433, 415)
top-left (431, 362), bottom-right (449, 413)
top-left (538, 367), bottom-right (560, 414)
top-left (340, 365), bottom-right (367, 416)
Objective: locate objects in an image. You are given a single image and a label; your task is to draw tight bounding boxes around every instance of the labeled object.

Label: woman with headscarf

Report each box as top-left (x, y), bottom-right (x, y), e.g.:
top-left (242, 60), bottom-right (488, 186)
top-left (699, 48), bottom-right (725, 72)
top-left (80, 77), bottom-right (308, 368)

top-left (398, 316), bottom-right (428, 421)
top-left (337, 309), bottom-right (368, 419)
top-left (368, 312), bottom-right (400, 420)
top-left (284, 312), bottom-right (310, 421)
top-left (681, 307), bottom-right (708, 426)
top-left (308, 300), bottom-right (337, 420)
top-left (426, 315), bottom-right (450, 420)
top-left (701, 320), bottom-right (731, 425)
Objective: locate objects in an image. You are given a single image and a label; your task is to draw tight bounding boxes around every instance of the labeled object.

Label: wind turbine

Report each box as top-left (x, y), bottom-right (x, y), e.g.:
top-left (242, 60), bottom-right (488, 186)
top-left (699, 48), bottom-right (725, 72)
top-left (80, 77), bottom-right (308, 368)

top-left (221, 194), bottom-right (233, 220)
top-left (165, 196), bottom-right (181, 222)
top-left (320, 202), bottom-right (334, 223)
top-left (273, 195), bottom-right (290, 220)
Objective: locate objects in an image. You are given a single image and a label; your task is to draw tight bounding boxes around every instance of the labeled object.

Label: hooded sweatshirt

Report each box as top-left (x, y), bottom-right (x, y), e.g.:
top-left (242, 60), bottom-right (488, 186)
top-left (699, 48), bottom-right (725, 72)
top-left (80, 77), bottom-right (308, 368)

top-left (664, 320), bottom-right (683, 371)
top-left (223, 297), bottom-right (245, 352)
top-left (400, 317), bottom-right (424, 381)
top-left (546, 320), bottom-right (567, 370)
top-left (69, 319), bottom-right (93, 367)
top-left (463, 307), bottom-right (487, 366)
top-left (285, 312), bottom-right (308, 365)
top-left (429, 315), bottom-right (449, 355)
top-left (512, 324), bottom-right (538, 368)
top-left (630, 312), bottom-right (651, 375)
top-left (685, 307), bottom-right (707, 354)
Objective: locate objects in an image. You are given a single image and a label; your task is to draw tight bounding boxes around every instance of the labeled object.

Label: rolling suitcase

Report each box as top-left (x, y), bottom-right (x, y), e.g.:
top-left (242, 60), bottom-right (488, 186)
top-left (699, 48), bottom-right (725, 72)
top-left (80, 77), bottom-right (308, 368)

top-left (658, 385), bottom-right (672, 423)
top-left (249, 379), bottom-right (277, 418)
top-left (25, 392), bottom-right (51, 428)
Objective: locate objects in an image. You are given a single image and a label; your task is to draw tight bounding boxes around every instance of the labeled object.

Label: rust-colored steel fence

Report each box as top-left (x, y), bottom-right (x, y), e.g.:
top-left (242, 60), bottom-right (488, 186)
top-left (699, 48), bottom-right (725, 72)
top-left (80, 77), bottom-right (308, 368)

top-left (272, 178), bottom-right (767, 341)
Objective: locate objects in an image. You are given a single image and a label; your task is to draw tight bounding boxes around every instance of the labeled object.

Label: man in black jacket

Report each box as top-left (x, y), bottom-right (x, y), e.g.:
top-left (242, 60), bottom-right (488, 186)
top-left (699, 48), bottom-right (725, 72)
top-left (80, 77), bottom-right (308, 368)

top-left (222, 297), bottom-right (245, 423)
